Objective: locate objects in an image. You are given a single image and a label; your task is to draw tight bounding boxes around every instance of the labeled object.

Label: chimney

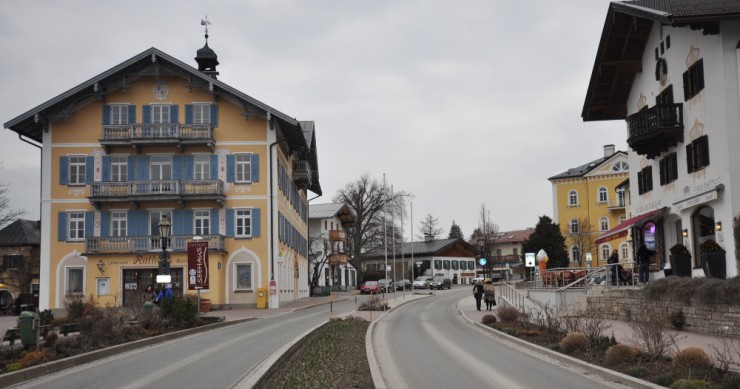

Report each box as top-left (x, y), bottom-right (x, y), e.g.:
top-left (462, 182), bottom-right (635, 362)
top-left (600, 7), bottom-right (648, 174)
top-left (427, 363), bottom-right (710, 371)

top-left (603, 144), bottom-right (615, 158)
top-left (424, 234), bottom-right (434, 242)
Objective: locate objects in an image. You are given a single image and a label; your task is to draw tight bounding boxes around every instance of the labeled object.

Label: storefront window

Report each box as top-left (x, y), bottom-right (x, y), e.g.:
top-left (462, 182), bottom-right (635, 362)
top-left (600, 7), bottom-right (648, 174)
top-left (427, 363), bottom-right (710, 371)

top-left (643, 222), bottom-right (657, 251)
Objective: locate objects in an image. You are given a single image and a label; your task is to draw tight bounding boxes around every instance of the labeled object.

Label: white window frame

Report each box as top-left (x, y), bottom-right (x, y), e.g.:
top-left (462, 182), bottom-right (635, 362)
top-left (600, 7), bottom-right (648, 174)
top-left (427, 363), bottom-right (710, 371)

top-left (234, 262), bottom-right (253, 291)
top-left (149, 210), bottom-right (173, 236)
top-left (570, 219), bottom-right (579, 233)
top-left (68, 212), bottom-right (85, 241)
top-left (149, 155), bottom-right (172, 181)
top-left (600, 244), bottom-right (611, 262)
top-left (111, 211), bottom-right (127, 237)
top-left (151, 104), bottom-right (171, 124)
top-left (194, 209), bottom-right (210, 236)
top-left (193, 103), bottom-right (211, 125)
top-left (68, 155), bottom-right (86, 186)
top-left (111, 156), bottom-right (128, 182)
top-left (66, 267), bottom-right (84, 294)
top-left (571, 246), bottom-right (581, 262)
top-left (235, 209), bottom-right (252, 238)
top-left (600, 217), bottom-right (609, 231)
top-left (568, 190), bottom-right (578, 207)
top-left (235, 153), bottom-right (252, 183)
top-left (111, 104), bottom-right (129, 125)
top-left (612, 161), bottom-right (628, 172)
top-left (616, 188), bottom-right (626, 207)
top-left (194, 154), bottom-right (210, 180)
top-left (598, 187), bottom-right (608, 203)
top-left (618, 214), bottom-right (626, 224)
top-left (620, 243), bottom-right (630, 260)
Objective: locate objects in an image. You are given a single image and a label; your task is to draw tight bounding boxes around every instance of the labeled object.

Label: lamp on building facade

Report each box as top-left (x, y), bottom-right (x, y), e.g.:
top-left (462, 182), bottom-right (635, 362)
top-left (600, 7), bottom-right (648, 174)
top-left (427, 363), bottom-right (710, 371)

top-left (156, 215), bottom-right (172, 284)
top-left (97, 259), bottom-right (105, 275)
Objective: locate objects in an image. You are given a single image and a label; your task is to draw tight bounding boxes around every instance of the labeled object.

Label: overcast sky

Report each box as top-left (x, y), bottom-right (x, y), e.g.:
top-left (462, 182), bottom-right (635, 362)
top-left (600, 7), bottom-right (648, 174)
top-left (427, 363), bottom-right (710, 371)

top-left (0, 0), bottom-right (628, 239)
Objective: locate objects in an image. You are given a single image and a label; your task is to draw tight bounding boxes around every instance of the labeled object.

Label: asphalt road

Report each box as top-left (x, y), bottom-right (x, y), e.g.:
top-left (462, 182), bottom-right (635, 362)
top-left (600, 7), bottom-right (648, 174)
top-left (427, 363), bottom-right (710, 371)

top-left (9, 300), bottom-right (356, 389)
top-left (373, 288), bottom-right (633, 389)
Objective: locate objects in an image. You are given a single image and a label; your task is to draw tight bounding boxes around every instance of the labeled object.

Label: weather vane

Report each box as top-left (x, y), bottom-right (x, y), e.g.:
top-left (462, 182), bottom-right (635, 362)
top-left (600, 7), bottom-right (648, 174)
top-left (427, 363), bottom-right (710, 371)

top-left (201, 15), bottom-right (212, 43)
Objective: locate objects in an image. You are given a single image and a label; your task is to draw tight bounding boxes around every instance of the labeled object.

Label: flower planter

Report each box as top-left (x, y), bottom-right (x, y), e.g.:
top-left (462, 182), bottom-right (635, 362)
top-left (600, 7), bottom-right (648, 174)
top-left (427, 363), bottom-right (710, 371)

top-left (669, 254), bottom-right (692, 277)
top-left (200, 298), bottom-right (212, 313)
top-left (700, 251), bottom-right (726, 279)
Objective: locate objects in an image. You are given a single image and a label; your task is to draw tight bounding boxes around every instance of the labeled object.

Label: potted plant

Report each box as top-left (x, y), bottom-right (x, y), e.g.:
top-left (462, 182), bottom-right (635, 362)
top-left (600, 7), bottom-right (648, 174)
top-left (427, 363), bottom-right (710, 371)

top-left (669, 243), bottom-right (692, 277)
top-left (700, 239), bottom-right (726, 279)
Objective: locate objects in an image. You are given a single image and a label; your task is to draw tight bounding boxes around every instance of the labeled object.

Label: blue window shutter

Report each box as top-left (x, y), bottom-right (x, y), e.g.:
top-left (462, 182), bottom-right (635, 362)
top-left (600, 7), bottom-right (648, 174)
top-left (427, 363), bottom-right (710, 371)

top-left (85, 156), bottom-right (95, 183)
top-left (58, 212), bottom-right (67, 241)
top-left (128, 105), bottom-right (136, 124)
top-left (226, 209), bottom-right (234, 237)
top-left (185, 105), bottom-right (193, 124)
top-left (173, 210), bottom-right (186, 235)
top-left (60, 157), bottom-right (69, 185)
top-left (85, 212), bottom-right (94, 238)
top-left (210, 155), bottom-right (218, 179)
top-left (184, 210), bottom-right (193, 235)
top-left (171, 105), bottom-right (179, 123)
top-left (101, 156), bottom-right (111, 182)
top-left (142, 105), bottom-right (151, 123)
top-left (253, 208), bottom-right (261, 237)
top-left (101, 211), bottom-right (110, 237)
top-left (251, 154), bottom-right (259, 182)
top-left (210, 104), bottom-right (219, 127)
top-left (128, 156), bottom-right (136, 181)
top-left (102, 105), bottom-right (111, 125)
top-left (210, 210), bottom-right (219, 235)
top-left (136, 156), bottom-right (149, 180)
top-left (128, 210), bottom-right (147, 236)
top-left (226, 155), bottom-right (235, 183)
top-left (173, 156), bottom-right (183, 180)
top-left (184, 155), bottom-right (194, 180)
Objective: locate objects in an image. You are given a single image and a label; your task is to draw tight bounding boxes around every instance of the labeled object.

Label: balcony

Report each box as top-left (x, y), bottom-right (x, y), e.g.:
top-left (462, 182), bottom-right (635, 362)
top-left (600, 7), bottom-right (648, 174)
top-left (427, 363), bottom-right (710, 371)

top-left (88, 179), bottom-right (224, 208)
top-left (293, 160), bottom-right (312, 190)
top-left (626, 103), bottom-right (683, 159)
top-left (100, 123), bottom-right (215, 153)
top-left (86, 234), bottom-right (225, 254)
top-left (327, 253), bottom-right (348, 265)
top-left (607, 198), bottom-right (626, 211)
top-left (328, 230), bottom-right (346, 241)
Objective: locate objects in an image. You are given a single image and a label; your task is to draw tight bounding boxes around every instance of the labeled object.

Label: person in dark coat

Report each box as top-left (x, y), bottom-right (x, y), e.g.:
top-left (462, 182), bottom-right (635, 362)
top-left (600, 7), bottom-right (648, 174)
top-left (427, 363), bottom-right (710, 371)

top-left (473, 280), bottom-right (484, 311)
top-left (607, 249), bottom-right (619, 285)
top-left (636, 243), bottom-right (653, 285)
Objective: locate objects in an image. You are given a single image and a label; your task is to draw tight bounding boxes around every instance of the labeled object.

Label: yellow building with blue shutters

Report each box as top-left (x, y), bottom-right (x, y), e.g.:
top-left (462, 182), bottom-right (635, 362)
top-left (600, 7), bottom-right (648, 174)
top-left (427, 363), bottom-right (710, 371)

top-left (3, 40), bottom-right (321, 310)
top-left (548, 145), bottom-right (630, 268)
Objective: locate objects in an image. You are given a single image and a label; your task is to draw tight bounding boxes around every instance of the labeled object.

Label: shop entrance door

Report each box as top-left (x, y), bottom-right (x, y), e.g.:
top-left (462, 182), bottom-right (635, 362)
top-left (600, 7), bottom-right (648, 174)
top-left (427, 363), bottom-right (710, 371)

top-left (122, 268), bottom-right (184, 306)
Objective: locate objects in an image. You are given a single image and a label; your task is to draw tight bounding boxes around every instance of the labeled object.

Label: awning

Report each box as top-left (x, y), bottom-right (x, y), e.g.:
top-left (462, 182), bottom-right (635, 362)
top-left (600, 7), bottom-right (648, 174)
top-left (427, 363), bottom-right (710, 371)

top-left (595, 207), bottom-right (667, 244)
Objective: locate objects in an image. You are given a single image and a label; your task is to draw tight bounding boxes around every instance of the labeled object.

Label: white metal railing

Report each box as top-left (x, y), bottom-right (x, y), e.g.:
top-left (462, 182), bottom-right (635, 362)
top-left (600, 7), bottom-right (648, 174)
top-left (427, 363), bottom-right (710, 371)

top-left (86, 234), bottom-right (224, 253)
top-left (89, 180), bottom-right (223, 198)
top-left (101, 123), bottom-right (213, 141)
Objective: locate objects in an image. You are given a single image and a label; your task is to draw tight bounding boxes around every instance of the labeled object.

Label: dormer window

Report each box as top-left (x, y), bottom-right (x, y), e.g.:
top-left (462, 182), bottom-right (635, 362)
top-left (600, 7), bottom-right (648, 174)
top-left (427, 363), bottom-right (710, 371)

top-left (612, 161), bottom-right (628, 172)
top-left (193, 103), bottom-right (211, 124)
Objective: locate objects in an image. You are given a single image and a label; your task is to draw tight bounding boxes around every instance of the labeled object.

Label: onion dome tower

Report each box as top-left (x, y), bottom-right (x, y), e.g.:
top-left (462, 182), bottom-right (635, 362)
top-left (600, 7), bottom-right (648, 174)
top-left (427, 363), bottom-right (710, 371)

top-left (195, 16), bottom-right (220, 79)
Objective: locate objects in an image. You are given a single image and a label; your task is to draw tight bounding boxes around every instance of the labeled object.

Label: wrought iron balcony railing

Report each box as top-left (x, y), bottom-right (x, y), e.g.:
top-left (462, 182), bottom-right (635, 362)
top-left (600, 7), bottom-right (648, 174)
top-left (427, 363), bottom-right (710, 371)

top-left (100, 123), bottom-right (215, 152)
top-left (86, 234), bottom-right (225, 254)
top-left (626, 103), bottom-right (684, 158)
top-left (293, 160), bottom-right (312, 189)
top-left (88, 179), bottom-right (224, 205)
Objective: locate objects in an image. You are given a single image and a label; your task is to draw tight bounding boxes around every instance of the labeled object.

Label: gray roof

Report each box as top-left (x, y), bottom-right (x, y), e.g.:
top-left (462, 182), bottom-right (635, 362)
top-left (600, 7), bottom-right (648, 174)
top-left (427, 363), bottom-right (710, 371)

top-left (548, 151), bottom-right (626, 180)
top-left (364, 238), bottom-right (477, 259)
top-left (309, 203), bottom-right (355, 225)
top-left (614, 0), bottom-right (740, 23)
top-left (0, 219), bottom-right (40, 247)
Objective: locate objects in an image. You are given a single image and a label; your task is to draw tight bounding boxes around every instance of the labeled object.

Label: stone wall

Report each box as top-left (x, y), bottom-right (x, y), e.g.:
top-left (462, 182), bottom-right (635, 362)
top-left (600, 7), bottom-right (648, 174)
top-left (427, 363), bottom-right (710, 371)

top-left (583, 289), bottom-right (740, 338)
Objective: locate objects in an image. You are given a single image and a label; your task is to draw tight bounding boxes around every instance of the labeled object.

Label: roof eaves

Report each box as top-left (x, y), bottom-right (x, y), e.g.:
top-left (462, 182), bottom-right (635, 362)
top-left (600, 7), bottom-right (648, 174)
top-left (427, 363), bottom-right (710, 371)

top-left (612, 2), bottom-right (673, 24)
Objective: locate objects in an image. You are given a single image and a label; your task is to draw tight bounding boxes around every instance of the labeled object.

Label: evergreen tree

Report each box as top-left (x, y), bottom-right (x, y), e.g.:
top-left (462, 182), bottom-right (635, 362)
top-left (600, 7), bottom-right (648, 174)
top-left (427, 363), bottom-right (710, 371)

top-left (448, 220), bottom-right (464, 239)
top-left (521, 215), bottom-right (569, 271)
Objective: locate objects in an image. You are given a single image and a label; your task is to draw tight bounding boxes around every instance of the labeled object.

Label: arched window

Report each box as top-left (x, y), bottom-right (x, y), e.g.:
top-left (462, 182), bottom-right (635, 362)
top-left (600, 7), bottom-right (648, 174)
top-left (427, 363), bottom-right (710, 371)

top-left (601, 244), bottom-right (611, 262)
top-left (570, 219), bottom-right (579, 233)
top-left (618, 214), bottom-right (626, 224)
top-left (612, 161), bottom-right (629, 171)
top-left (569, 190), bottom-right (578, 206)
top-left (620, 243), bottom-right (630, 260)
top-left (598, 187), bottom-right (608, 203)
top-left (600, 217), bottom-right (609, 231)
top-left (571, 246), bottom-right (581, 262)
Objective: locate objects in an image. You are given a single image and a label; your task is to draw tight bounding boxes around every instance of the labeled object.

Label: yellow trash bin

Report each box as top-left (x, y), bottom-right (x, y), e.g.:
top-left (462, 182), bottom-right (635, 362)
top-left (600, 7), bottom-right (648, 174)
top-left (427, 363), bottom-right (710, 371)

top-left (257, 288), bottom-right (268, 309)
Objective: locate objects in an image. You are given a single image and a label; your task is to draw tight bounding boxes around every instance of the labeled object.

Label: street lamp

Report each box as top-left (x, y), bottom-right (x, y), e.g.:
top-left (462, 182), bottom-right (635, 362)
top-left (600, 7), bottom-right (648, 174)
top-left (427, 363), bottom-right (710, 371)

top-left (156, 215), bottom-right (172, 284)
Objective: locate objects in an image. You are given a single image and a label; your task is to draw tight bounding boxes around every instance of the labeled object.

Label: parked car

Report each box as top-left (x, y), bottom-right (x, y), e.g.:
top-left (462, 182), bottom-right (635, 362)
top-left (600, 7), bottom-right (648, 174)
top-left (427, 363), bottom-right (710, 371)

top-left (395, 279), bottom-right (412, 291)
top-left (429, 277), bottom-right (451, 290)
top-left (377, 278), bottom-right (394, 293)
top-left (360, 281), bottom-right (382, 294)
top-left (413, 276), bottom-right (434, 289)
top-left (470, 277), bottom-right (485, 285)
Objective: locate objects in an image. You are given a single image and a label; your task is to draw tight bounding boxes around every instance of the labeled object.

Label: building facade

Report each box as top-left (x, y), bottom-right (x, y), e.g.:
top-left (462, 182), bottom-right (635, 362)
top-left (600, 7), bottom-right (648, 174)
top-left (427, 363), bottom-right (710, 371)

top-left (583, 1), bottom-right (740, 279)
top-left (307, 203), bottom-right (356, 293)
top-left (0, 219), bottom-right (41, 310)
top-left (549, 146), bottom-right (630, 268)
top-left (4, 43), bottom-right (320, 310)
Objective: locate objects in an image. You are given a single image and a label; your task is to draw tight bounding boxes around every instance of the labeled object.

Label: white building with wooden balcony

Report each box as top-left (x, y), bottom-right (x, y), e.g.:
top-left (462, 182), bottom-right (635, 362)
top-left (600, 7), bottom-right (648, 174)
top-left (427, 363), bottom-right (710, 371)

top-left (4, 38), bottom-right (321, 310)
top-left (307, 203), bottom-right (355, 294)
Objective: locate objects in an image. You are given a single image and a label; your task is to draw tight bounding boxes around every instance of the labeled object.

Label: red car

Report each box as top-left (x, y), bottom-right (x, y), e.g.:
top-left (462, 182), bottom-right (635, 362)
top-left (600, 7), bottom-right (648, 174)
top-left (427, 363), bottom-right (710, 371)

top-left (360, 281), bottom-right (382, 294)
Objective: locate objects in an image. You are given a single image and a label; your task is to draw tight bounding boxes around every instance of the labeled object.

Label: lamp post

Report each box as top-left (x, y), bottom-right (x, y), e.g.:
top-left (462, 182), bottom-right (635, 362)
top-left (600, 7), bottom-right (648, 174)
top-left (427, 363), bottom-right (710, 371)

top-left (156, 215), bottom-right (172, 285)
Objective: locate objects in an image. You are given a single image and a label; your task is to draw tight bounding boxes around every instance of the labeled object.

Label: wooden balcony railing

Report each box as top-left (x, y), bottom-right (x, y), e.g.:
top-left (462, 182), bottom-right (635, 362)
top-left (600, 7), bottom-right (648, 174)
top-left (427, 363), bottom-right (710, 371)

top-left (293, 160), bottom-right (312, 189)
top-left (327, 253), bottom-right (348, 265)
top-left (328, 230), bottom-right (346, 241)
top-left (88, 180), bottom-right (224, 204)
top-left (100, 123), bottom-right (214, 152)
top-left (86, 234), bottom-right (225, 254)
top-left (627, 103), bottom-right (684, 158)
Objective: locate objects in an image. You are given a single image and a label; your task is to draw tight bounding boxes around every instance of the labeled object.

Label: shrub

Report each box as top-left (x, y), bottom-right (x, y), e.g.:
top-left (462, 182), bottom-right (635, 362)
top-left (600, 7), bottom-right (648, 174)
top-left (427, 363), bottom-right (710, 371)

top-left (159, 295), bottom-right (200, 330)
top-left (39, 309), bottom-right (54, 326)
top-left (672, 347), bottom-right (713, 371)
top-left (5, 363), bottom-right (21, 372)
top-left (670, 379), bottom-right (708, 389)
top-left (19, 351), bottom-right (45, 367)
top-left (628, 366), bottom-right (647, 377)
top-left (670, 310), bottom-right (686, 330)
top-left (64, 294), bottom-right (87, 322)
top-left (497, 306), bottom-right (519, 323)
top-left (358, 299), bottom-right (389, 311)
top-left (481, 314), bottom-right (497, 325)
top-left (604, 344), bottom-right (640, 365)
top-left (560, 332), bottom-right (589, 354)
top-left (515, 329), bottom-right (541, 337)
top-left (627, 310), bottom-right (679, 359)
top-left (655, 374), bottom-right (675, 387)
top-left (720, 375), bottom-right (740, 389)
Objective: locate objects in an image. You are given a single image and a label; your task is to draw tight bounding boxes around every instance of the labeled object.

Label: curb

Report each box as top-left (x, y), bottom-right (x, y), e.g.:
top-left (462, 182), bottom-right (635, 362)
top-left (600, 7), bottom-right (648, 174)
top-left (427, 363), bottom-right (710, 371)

top-left (455, 298), bottom-right (664, 389)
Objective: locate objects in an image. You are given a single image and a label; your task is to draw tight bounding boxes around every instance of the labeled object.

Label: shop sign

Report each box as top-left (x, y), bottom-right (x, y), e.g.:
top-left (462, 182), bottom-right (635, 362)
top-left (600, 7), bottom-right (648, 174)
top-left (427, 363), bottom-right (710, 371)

top-left (188, 241), bottom-right (209, 290)
top-left (124, 283), bottom-right (138, 290)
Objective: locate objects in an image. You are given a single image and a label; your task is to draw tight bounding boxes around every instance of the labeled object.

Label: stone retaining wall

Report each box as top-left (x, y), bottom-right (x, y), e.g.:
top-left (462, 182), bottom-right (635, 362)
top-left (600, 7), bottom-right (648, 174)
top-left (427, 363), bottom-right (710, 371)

top-left (583, 289), bottom-right (740, 338)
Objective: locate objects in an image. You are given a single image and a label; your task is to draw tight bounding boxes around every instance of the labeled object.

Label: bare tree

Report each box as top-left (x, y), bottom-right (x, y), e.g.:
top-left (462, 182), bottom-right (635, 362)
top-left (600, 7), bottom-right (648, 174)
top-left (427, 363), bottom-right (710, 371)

top-left (418, 213), bottom-right (443, 239)
top-left (0, 164), bottom-right (25, 228)
top-left (475, 204), bottom-right (499, 276)
top-left (307, 233), bottom-right (329, 295)
top-left (565, 217), bottom-right (595, 267)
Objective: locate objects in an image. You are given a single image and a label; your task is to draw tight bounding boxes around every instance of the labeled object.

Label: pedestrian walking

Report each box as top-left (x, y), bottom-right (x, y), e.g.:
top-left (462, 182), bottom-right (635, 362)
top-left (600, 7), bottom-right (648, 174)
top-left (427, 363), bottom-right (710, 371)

top-left (637, 243), bottom-right (653, 285)
top-left (143, 285), bottom-right (156, 304)
top-left (607, 249), bottom-right (619, 285)
top-left (473, 280), bottom-right (484, 311)
top-left (483, 279), bottom-right (496, 311)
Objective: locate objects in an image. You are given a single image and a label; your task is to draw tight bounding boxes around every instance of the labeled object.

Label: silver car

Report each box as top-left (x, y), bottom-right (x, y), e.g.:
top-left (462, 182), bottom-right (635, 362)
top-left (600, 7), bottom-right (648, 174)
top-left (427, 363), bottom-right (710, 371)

top-left (413, 276), bottom-right (433, 289)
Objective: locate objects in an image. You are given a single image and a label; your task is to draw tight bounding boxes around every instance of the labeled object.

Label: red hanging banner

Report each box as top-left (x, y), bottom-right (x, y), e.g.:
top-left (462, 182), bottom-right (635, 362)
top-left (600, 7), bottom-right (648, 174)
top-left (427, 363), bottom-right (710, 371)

top-left (187, 241), bottom-right (209, 290)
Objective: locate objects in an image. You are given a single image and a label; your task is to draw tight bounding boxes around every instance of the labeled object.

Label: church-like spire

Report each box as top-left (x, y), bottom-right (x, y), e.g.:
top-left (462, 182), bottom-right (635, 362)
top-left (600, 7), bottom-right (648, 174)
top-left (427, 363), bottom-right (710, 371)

top-left (195, 15), bottom-right (220, 78)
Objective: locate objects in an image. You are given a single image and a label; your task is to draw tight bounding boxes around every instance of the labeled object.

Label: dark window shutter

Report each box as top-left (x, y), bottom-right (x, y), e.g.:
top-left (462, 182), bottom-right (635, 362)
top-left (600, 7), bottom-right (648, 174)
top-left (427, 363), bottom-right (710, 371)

top-left (128, 105), bottom-right (136, 124)
top-left (686, 144), bottom-right (694, 173)
top-left (646, 167), bottom-right (653, 191)
top-left (251, 154), bottom-right (260, 182)
top-left (226, 155), bottom-right (235, 183)
top-left (102, 156), bottom-right (111, 182)
top-left (171, 105), bottom-right (179, 123)
top-left (137, 156), bottom-right (149, 180)
top-left (700, 136), bottom-right (710, 167)
top-left (697, 59), bottom-right (705, 92)
top-left (637, 171), bottom-right (644, 194)
top-left (85, 212), bottom-right (94, 238)
top-left (210, 104), bottom-right (219, 127)
top-left (226, 209), bottom-right (234, 237)
top-left (60, 157), bottom-right (69, 185)
top-left (142, 105), bottom-right (152, 124)
top-left (210, 209), bottom-right (219, 235)
top-left (185, 155), bottom-right (194, 180)
top-left (101, 211), bottom-right (110, 237)
top-left (58, 212), bottom-right (67, 241)
top-left (102, 105), bottom-right (111, 125)
top-left (128, 156), bottom-right (136, 181)
top-left (128, 210), bottom-right (147, 236)
top-left (85, 156), bottom-right (95, 183)
top-left (185, 104), bottom-right (193, 124)
top-left (253, 208), bottom-right (261, 237)
top-left (670, 153), bottom-right (678, 181)
top-left (210, 155), bottom-right (218, 179)
top-left (659, 159), bottom-right (666, 185)
top-left (173, 210), bottom-right (189, 235)
top-left (683, 71), bottom-right (690, 101)
top-left (184, 210), bottom-right (193, 235)
top-left (173, 155), bottom-right (183, 180)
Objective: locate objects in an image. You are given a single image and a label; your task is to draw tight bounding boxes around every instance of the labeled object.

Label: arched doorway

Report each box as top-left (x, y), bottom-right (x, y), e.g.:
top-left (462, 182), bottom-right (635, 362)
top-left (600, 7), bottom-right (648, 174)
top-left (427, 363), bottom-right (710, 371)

top-left (692, 206), bottom-right (716, 268)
